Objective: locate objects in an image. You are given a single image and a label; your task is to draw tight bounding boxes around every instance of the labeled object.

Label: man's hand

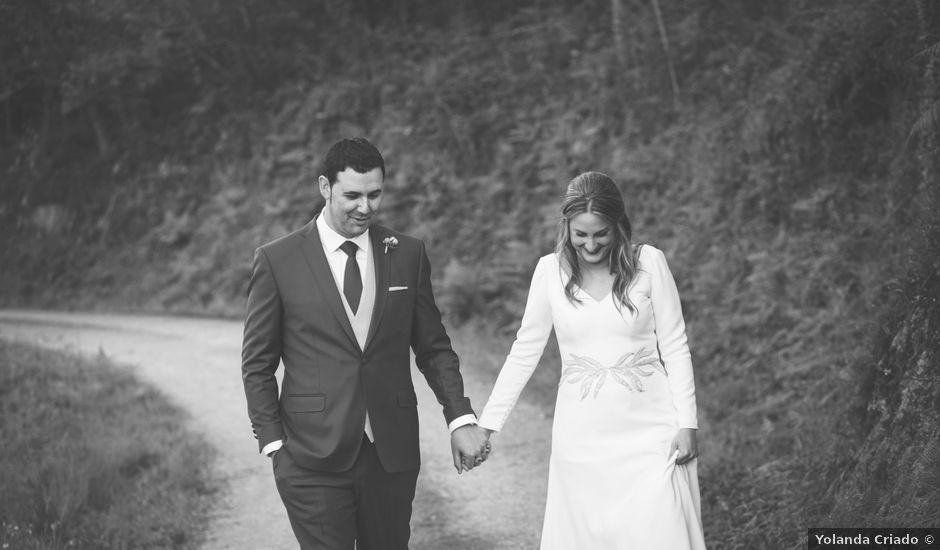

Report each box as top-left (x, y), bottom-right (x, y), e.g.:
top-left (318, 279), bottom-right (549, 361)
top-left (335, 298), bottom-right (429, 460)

top-left (450, 425), bottom-right (492, 474)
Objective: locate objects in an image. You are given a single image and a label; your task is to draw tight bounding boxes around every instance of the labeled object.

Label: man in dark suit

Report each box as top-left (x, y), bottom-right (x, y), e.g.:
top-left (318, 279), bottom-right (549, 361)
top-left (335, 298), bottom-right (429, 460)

top-left (241, 137), bottom-right (490, 549)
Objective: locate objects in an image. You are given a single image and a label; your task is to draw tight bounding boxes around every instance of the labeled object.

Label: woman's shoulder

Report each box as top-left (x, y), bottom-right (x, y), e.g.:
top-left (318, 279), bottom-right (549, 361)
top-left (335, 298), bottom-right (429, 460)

top-left (536, 252), bottom-right (559, 267)
top-left (636, 243), bottom-right (668, 270)
top-left (531, 252), bottom-right (562, 281)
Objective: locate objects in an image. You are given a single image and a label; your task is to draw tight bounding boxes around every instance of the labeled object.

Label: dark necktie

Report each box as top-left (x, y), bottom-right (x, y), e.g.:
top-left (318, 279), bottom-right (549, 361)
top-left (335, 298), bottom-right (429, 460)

top-left (340, 241), bottom-right (362, 314)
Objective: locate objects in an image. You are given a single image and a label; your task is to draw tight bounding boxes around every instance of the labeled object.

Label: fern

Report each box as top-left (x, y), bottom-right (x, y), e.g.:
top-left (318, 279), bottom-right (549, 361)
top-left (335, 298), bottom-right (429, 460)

top-left (916, 40), bottom-right (940, 59)
top-left (909, 99), bottom-right (940, 140)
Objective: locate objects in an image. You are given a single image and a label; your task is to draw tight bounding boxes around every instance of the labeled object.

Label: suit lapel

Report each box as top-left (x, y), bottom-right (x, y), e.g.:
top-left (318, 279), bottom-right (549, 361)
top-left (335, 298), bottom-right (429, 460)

top-left (299, 218), bottom-right (360, 352)
top-left (364, 226), bottom-right (391, 353)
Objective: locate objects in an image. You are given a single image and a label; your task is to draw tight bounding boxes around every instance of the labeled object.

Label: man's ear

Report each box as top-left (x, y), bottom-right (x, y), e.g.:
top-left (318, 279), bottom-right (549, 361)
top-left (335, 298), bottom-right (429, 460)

top-left (318, 175), bottom-right (331, 202)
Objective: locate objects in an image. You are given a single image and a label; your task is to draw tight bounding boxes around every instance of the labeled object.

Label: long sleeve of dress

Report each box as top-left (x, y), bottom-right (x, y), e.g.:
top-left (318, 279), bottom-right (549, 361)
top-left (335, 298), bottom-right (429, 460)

top-left (647, 247), bottom-right (698, 429)
top-left (478, 255), bottom-right (555, 432)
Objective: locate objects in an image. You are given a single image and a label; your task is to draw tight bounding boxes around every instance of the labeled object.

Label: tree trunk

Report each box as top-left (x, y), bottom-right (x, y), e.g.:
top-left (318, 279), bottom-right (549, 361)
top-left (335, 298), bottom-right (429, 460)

top-left (3, 93), bottom-right (10, 142)
top-left (85, 104), bottom-right (111, 158)
top-left (916, 0), bottom-right (939, 175)
top-left (27, 90), bottom-right (53, 176)
top-left (649, 0), bottom-right (680, 110)
top-left (611, 0), bottom-right (627, 73)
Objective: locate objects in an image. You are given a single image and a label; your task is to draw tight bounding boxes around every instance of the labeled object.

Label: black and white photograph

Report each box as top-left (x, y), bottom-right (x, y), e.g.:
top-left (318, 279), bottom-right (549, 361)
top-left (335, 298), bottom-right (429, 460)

top-left (1, 1), bottom-right (938, 549)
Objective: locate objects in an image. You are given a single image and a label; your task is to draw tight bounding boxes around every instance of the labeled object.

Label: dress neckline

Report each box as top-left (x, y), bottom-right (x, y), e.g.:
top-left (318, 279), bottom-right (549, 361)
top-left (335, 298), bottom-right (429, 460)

top-left (575, 286), bottom-right (612, 303)
top-left (558, 257), bottom-right (614, 303)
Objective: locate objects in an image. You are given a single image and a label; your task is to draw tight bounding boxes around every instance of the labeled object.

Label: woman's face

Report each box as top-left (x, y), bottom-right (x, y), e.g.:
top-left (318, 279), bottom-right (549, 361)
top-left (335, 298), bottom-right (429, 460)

top-left (569, 212), bottom-right (613, 267)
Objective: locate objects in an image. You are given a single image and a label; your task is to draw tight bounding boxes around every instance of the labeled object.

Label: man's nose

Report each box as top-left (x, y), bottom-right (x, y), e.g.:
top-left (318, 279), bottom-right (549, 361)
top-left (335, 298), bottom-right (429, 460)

top-left (357, 198), bottom-right (371, 213)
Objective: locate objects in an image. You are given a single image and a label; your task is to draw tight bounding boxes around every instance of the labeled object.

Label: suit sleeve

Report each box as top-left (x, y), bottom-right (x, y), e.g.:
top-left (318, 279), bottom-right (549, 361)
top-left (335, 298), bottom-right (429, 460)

top-left (410, 242), bottom-right (474, 425)
top-left (478, 255), bottom-right (553, 432)
top-left (241, 247), bottom-right (285, 451)
top-left (647, 247), bottom-right (698, 429)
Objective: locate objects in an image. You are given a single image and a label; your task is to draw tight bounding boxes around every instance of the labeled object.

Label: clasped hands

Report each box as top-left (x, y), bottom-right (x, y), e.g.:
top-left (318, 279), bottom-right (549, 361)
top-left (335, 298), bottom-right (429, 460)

top-left (450, 425), bottom-right (493, 474)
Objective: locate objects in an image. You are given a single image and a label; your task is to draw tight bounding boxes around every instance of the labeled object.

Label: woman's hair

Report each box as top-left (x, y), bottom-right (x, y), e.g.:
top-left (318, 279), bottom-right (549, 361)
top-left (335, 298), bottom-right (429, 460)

top-left (555, 171), bottom-right (640, 312)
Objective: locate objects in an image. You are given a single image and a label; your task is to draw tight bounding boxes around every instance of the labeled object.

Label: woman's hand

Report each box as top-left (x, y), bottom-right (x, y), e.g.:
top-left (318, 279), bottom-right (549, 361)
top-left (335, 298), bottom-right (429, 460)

top-left (480, 426), bottom-right (493, 458)
top-left (452, 425), bottom-right (494, 473)
top-left (668, 428), bottom-right (698, 465)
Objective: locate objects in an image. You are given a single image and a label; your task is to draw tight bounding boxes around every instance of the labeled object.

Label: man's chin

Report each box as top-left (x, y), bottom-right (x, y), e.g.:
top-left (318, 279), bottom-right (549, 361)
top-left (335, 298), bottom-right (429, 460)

top-left (342, 220), bottom-right (371, 236)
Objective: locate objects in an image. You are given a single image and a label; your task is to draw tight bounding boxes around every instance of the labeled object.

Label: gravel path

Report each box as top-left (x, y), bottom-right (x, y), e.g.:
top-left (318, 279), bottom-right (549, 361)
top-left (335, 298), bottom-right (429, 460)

top-left (0, 310), bottom-right (550, 550)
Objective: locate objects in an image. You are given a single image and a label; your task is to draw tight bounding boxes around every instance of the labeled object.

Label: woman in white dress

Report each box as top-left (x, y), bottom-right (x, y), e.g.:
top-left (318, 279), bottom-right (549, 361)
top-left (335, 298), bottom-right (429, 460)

top-left (475, 172), bottom-right (706, 549)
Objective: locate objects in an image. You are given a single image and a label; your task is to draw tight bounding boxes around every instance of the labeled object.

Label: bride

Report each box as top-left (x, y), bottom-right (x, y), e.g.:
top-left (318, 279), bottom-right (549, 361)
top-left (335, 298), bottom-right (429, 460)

top-left (474, 171), bottom-right (707, 549)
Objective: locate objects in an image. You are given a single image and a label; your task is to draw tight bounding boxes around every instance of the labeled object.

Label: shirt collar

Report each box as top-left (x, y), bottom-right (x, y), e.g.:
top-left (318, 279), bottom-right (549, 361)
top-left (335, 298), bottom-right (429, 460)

top-left (316, 213), bottom-right (371, 253)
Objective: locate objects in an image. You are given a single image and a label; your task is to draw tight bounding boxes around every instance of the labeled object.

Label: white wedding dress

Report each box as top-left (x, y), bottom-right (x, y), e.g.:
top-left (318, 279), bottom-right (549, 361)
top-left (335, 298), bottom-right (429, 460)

top-left (479, 245), bottom-right (706, 550)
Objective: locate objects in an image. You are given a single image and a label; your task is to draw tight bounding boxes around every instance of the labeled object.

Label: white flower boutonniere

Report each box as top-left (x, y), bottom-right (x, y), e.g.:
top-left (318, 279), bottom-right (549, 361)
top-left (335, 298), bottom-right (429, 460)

top-left (382, 236), bottom-right (399, 254)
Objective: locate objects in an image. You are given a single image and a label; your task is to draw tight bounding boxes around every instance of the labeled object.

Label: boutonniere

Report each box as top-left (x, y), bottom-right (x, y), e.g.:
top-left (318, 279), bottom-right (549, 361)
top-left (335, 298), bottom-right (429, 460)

top-left (382, 236), bottom-right (399, 254)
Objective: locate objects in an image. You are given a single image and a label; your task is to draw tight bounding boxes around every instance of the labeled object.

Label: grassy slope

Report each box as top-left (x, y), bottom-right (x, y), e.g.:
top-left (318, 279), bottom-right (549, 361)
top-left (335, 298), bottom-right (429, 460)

top-left (0, 339), bottom-right (216, 549)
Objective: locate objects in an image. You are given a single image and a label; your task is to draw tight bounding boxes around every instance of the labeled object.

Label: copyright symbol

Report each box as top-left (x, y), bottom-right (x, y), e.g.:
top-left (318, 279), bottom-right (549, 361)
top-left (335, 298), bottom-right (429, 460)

top-left (926, 534), bottom-right (935, 544)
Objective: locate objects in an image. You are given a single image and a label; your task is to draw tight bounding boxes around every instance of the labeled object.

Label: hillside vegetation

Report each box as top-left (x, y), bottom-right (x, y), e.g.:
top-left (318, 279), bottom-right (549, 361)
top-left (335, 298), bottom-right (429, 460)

top-left (2, 1), bottom-right (938, 547)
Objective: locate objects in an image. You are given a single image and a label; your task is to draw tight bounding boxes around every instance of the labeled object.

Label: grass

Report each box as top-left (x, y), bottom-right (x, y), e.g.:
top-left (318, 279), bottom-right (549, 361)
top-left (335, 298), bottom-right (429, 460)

top-left (0, 339), bottom-right (216, 550)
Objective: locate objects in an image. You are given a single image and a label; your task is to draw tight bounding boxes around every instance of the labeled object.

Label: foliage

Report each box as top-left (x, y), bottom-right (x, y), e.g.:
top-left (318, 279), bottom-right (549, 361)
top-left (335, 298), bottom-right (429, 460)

top-left (0, 339), bottom-right (216, 549)
top-left (1, 0), bottom-right (938, 547)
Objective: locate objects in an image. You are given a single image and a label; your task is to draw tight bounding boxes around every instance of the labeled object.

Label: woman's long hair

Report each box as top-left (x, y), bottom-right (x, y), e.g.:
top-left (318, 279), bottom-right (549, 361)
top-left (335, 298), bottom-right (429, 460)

top-left (555, 171), bottom-right (640, 313)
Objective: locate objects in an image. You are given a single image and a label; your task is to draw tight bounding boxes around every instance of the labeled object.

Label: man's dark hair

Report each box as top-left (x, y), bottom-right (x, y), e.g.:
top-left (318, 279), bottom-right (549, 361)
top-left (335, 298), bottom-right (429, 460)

top-left (321, 137), bottom-right (386, 185)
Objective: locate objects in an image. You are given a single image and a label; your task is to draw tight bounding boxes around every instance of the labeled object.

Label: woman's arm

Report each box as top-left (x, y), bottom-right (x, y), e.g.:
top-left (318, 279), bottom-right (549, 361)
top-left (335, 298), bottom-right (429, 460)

top-left (477, 255), bottom-right (556, 432)
top-left (647, 247), bottom-right (698, 430)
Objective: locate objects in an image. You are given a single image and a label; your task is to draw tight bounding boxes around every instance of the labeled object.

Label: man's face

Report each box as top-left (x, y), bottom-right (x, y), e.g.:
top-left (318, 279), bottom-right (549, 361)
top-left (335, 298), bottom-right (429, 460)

top-left (319, 167), bottom-right (384, 238)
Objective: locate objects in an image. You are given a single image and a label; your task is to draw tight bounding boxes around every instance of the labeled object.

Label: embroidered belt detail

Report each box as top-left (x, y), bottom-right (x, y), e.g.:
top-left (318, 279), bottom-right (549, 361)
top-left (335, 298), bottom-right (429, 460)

top-left (560, 347), bottom-right (665, 399)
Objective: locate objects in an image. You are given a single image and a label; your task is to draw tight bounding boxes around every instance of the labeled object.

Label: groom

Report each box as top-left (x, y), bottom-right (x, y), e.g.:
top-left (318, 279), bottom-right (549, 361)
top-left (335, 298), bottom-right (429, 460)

top-left (241, 137), bottom-right (489, 549)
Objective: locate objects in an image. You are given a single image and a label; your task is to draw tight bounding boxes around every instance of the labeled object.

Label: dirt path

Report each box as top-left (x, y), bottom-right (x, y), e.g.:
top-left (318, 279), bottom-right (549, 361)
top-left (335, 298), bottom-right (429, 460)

top-left (0, 310), bottom-right (550, 550)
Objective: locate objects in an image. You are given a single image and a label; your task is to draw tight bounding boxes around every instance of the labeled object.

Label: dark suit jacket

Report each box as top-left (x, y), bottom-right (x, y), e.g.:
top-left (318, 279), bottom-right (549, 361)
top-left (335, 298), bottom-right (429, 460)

top-left (241, 217), bottom-right (473, 473)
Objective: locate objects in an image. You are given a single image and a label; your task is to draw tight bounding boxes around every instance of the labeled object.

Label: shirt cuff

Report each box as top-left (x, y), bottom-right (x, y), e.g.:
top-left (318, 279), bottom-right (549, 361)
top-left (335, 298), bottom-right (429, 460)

top-left (261, 440), bottom-right (283, 457)
top-left (447, 414), bottom-right (477, 433)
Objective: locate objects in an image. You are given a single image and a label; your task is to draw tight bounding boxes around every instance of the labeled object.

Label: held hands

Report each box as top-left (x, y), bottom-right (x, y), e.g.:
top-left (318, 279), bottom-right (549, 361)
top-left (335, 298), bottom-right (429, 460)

top-left (668, 427), bottom-right (698, 465)
top-left (450, 425), bottom-right (493, 474)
